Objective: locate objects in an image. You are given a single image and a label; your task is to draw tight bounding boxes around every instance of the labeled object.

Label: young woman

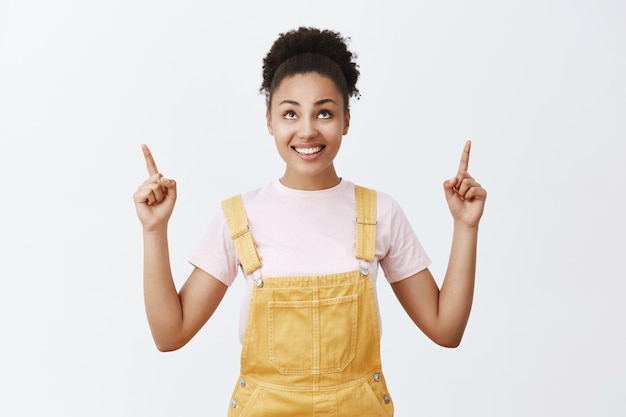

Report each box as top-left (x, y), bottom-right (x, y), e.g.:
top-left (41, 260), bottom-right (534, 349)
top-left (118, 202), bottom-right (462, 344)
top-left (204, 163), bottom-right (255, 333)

top-left (134, 27), bottom-right (486, 416)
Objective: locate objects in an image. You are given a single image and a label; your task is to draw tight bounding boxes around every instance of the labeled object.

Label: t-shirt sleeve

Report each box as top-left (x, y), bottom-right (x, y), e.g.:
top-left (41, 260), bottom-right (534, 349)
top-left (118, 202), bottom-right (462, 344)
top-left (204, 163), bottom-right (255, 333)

top-left (378, 194), bottom-right (431, 283)
top-left (188, 211), bottom-right (240, 287)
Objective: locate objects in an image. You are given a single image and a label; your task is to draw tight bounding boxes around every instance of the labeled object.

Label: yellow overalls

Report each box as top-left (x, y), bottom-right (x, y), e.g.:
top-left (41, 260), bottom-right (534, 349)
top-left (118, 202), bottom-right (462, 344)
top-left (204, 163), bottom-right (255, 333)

top-left (221, 186), bottom-right (394, 416)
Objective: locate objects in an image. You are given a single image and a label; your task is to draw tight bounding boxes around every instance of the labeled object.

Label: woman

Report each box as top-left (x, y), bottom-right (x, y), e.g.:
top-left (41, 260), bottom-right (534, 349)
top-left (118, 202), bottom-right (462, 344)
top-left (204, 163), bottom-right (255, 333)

top-left (134, 27), bottom-right (487, 416)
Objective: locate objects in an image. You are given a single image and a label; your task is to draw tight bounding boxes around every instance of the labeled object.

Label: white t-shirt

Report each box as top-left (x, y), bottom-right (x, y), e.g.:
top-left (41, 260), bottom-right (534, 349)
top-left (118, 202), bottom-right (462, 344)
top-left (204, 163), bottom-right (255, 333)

top-left (189, 179), bottom-right (430, 342)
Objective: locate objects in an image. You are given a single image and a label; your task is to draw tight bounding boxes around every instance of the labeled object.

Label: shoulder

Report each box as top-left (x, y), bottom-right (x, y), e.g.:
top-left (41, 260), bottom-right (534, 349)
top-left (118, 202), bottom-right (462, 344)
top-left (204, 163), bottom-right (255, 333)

top-left (221, 182), bottom-right (273, 202)
top-left (353, 183), bottom-right (403, 216)
top-left (218, 182), bottom-right (276, 213)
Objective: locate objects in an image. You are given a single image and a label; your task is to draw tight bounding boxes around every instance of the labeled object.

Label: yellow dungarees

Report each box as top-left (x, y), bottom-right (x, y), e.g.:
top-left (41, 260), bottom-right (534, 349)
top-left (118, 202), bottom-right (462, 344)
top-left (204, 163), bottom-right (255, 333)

top-left (222, 186), bottom-right (394, 417)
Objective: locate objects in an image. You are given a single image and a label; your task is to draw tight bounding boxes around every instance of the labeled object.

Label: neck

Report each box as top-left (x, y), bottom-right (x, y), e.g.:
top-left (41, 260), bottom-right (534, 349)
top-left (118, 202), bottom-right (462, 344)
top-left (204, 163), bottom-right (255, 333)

top-left (279, 171), bottom-right (341, 191)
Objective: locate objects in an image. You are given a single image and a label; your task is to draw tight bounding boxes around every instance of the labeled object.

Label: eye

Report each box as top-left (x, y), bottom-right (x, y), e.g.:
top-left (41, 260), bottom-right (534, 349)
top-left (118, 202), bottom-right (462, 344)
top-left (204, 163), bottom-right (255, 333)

top-left (318, 110), bottom-right (332, 119)
top-left (284, 111), bottom-right (297, 120)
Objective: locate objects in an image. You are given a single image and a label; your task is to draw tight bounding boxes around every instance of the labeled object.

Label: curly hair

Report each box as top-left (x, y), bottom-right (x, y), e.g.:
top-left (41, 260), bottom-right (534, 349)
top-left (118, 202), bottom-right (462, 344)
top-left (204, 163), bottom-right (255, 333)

top-left (261, 27), bottom-right (360, 111)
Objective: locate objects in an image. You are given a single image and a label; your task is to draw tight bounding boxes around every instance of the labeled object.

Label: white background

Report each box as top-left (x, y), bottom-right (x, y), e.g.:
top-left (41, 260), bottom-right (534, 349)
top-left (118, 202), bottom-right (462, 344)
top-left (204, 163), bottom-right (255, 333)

top-left (1, 0), bottom-right (625, 416)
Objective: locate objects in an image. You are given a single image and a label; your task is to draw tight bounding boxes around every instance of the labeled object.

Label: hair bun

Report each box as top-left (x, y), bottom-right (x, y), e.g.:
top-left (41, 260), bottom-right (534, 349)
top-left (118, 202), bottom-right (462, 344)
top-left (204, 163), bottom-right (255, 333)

top-left (261, 27), bottom-right (360, 99)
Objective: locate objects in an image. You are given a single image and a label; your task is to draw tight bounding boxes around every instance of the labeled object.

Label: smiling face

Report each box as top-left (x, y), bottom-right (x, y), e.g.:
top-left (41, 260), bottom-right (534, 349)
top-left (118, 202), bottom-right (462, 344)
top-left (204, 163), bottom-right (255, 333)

top-left (266, 72), bottom-right (350, 190)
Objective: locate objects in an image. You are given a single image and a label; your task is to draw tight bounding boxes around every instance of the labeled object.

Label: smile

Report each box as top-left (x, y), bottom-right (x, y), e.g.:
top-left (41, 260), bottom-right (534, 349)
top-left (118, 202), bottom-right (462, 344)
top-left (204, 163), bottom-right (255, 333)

top-left (293, 146), bottom-right (324, 155)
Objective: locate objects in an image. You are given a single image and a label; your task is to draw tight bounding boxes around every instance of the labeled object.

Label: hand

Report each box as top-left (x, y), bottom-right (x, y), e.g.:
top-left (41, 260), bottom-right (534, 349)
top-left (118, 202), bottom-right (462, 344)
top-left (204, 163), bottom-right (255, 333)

top-left (443, 140), bottom-right (487, 228)
top-left (133, 144), bottom-right (177, 231)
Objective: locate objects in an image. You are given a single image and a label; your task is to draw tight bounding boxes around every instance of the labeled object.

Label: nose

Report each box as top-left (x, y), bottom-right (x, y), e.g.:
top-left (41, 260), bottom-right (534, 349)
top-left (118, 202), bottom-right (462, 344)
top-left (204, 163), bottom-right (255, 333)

top-left (297, 117), bottom-right (318, 140)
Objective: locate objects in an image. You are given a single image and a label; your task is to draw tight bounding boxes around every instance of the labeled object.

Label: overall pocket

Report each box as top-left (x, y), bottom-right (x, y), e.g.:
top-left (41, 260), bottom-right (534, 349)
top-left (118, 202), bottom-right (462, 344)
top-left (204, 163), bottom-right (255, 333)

top-left (363, 375), bottom-right (394, 417)
top-left (268, 294), bottom-right (358, 374)
top-left (227, 377), bottom-right (261, 417)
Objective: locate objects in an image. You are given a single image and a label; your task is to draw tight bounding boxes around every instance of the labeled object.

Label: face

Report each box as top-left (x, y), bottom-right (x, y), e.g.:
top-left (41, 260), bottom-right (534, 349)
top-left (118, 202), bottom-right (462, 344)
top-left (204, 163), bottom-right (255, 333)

top-left (266, 72), bottom-right (350, 190)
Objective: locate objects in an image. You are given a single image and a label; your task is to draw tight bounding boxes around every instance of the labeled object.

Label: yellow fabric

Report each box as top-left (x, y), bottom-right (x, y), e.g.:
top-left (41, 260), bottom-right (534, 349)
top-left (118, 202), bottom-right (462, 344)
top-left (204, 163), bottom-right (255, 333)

top-left (355, 185), bottom-right (377, 262)
top-left (222, 185), bottom-right (393, 416)
top-left (221, 194), bottom-right (262, 275)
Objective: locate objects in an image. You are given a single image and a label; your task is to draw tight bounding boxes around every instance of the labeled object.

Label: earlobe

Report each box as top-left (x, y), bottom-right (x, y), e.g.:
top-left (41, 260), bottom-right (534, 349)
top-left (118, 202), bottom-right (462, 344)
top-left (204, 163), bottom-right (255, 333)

top-left (266, 110), bottom-right (273, 135)
top-left (343, 112), bottom-right (351, 135)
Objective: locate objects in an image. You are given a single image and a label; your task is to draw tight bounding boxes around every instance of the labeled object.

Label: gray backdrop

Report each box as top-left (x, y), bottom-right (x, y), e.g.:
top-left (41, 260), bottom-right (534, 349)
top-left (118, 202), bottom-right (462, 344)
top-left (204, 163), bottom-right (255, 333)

top-left (1, 0), bottom-right (625, 415)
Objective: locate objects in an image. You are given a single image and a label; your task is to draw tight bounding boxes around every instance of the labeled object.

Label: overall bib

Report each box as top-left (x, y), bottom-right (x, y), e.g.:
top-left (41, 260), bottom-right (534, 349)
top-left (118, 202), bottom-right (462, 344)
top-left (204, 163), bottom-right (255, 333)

top-left (222, 186), bottom-right (394, 417)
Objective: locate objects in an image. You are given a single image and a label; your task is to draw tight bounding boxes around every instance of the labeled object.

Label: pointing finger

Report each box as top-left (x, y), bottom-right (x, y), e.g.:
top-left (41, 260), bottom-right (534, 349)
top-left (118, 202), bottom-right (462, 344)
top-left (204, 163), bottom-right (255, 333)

top-left (457, 140), bottom-right (471, 175)
top-left (142, 144), bottom-right (159, 176)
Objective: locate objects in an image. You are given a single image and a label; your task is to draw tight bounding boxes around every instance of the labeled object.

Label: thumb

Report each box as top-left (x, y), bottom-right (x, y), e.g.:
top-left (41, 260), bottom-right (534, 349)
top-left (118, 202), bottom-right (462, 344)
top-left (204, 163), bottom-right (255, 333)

top-left (160, 177), bottom-right (177, 200)
top-left (443, 177), bottom-right (457, 200)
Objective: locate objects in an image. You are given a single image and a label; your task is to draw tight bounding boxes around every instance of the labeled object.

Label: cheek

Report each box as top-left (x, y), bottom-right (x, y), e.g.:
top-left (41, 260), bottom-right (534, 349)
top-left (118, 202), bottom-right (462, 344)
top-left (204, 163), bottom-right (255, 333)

top-left (322, 122), bottom-right (346, 140)
top-left (270, 124), bottom-right (289, 140)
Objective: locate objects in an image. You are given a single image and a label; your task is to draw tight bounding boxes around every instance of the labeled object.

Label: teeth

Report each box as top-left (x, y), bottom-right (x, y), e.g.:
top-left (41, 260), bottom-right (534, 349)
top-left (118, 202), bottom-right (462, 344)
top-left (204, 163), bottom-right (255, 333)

top-left (295, 146), bottom-right (323, 155)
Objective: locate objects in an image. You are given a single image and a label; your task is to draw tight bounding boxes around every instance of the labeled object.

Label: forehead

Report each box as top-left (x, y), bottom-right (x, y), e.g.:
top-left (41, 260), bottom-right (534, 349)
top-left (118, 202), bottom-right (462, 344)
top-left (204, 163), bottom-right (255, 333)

top-left (272, 72), bottom-right (343, 102)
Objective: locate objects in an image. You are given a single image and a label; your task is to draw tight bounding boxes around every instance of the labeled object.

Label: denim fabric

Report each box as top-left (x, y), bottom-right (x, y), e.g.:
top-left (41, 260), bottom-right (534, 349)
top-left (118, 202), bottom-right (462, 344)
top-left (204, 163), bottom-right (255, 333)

top-left (223, 186), bottom-right (393, 417)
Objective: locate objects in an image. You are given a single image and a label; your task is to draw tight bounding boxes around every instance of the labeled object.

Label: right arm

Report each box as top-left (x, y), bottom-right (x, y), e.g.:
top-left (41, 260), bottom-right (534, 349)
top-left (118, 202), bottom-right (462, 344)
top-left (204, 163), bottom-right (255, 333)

top-left (134, 144), bottom-right (227, 352)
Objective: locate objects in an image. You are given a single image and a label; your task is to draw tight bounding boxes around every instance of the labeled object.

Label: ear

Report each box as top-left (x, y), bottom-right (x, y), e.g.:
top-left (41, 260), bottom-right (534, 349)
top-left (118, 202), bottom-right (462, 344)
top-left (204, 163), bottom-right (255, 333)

top-left (266, 109), bottom-right (273, 135)
top-left (342, 111), bottom-right (351, 135)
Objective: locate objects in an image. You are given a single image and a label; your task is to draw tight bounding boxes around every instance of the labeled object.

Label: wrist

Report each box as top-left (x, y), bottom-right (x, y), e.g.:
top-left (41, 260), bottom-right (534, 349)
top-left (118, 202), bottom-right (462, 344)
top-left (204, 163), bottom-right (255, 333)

top-left (142, 224), bottom-right (168, 237)
top-left (452, 220), bottom-right (479, 233)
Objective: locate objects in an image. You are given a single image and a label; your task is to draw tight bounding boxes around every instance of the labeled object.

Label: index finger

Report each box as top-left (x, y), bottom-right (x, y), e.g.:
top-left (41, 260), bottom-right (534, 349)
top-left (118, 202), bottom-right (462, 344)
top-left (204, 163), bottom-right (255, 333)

top-left (457, 140), bottom-right (472, 174)
top-left (141, 144), bottom-right (159, 176)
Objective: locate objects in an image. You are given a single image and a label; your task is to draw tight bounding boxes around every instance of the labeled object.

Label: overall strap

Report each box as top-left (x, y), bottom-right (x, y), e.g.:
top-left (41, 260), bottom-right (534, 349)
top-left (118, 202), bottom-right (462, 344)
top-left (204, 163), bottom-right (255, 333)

top-left (355, 185), bottom-right (377, 262)
top-left (221, 194), bottom-right (262, 275)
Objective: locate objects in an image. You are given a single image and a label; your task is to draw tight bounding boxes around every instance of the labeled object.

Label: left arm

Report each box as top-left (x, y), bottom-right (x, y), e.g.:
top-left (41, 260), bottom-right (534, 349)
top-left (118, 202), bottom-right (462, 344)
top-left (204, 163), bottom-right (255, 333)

top-left (391, 140), bottom-right (486, 348)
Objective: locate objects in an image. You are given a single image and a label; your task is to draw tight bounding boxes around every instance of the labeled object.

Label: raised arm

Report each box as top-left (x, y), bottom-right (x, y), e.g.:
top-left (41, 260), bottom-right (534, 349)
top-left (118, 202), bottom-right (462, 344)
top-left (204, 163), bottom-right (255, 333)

top-left (391, 140), bottom-right (487, 347)
top-left (133, 145), bottom-right (227, 352)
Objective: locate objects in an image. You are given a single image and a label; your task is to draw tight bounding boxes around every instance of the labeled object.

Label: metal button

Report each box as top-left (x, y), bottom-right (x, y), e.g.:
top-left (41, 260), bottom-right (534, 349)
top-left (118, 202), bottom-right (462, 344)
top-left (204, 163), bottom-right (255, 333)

top-left (240, 378), bottom-right (246, 387)
top-left (383, 394), bottom-right (391, 404)
top-left (359, 260), bottom-right (370, 277)
top-left (231, 399), bottom-right (237, 408)
top-left (374, 372), bottom-right (381, 381)
top-left (255, 278), bottom-right (264, 288)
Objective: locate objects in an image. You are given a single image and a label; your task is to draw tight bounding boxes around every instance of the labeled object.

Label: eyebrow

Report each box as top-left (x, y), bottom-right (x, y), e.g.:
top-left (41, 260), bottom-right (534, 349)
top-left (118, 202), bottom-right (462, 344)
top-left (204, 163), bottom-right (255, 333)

top-left (278, 98), bottom-right (338, 106)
